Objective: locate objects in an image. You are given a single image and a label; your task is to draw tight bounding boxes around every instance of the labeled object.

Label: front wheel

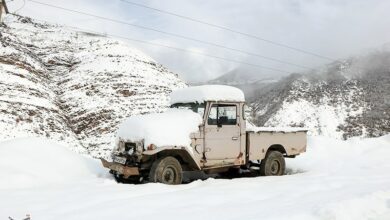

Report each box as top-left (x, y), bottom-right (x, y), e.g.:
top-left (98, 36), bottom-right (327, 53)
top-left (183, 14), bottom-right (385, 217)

top-left (259, 151), bottom-right (285, 176)
top-left (149, 156), bottom-right (183, 185)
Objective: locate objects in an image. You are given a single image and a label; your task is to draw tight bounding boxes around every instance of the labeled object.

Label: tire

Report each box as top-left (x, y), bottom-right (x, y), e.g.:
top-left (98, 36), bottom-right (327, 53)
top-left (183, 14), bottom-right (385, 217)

top-left (114, 174), bottom-right (125, 183)
top-left (259, 151), bottom-right (285, 176)
top-left (149, 156), bottom-right (183, 185)
top-left (114, 174), bottom-right (142, 184)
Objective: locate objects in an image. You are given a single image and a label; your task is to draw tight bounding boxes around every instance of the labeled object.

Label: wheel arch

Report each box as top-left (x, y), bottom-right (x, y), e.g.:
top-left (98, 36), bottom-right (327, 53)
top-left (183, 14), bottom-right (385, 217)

top-left (267, 144), bottom-right (287, 155)
top-left (156, 149), bottom-right (201, 171)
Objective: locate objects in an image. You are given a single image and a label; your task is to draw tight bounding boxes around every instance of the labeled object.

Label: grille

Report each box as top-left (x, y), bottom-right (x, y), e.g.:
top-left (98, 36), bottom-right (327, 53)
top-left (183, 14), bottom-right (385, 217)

top-left (124, 142), bottom-right (136, 152)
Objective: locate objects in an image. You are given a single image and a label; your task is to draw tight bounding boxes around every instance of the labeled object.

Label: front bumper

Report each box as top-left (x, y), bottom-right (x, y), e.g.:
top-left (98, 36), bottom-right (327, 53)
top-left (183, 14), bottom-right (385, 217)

top-left (100, 158), bottom-right (140, 178)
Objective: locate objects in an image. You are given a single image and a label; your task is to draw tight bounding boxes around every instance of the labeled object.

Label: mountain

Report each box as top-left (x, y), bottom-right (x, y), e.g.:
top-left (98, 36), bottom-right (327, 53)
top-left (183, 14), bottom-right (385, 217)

top-left (196, 67), bottom-right (280, 101)
top-left (208, 68), bottom-right (271, 85)
top-left (1, 15), bottom-right (388, 157)
top-left (250, 51), bottom-right (390, 139)
top-left (0, 15), bottom-right (186, 157)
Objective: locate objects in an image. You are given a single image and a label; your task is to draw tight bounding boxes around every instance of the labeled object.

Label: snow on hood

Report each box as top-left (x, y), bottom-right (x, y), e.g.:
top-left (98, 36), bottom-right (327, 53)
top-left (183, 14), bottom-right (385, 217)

top-left (117, 109), bottom-right (203, 148)
top-left (170, 85), bottom-right (245, 104)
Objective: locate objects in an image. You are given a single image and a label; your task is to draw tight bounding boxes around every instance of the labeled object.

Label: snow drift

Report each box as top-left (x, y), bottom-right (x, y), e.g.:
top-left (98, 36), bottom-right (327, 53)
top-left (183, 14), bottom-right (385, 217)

top-left (0, 138), bottom-right (105, 189)
top-left (117, 109), bottom-right (203, 147)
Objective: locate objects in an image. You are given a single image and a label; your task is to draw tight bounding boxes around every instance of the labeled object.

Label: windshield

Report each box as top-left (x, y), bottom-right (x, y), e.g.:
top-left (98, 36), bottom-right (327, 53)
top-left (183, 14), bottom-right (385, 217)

top-left (170, 102), bottom-right (205, 117)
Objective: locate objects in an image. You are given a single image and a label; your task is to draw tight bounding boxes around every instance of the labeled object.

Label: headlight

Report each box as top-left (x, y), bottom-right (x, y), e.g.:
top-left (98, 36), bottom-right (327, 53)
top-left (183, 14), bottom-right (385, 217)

top-left (113, 139), bottom-right (125, 152)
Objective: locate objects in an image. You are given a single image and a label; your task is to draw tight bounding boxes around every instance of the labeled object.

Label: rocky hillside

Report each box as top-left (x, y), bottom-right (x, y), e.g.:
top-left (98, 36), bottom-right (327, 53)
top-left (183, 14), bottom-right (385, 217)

top-left (251, 51), bottom-right (390, 139)
top-left (0, 15), bottom-right (186, 157)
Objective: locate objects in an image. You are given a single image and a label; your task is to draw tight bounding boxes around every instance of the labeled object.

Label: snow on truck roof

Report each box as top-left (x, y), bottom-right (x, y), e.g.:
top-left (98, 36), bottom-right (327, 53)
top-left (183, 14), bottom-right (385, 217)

top-left (170, 85), bottom-right (245, 104)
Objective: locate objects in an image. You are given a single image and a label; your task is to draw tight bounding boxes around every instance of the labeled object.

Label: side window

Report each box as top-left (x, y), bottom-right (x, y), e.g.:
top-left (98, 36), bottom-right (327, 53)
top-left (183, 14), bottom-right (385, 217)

top-left (208, 104), bottom-right (237, 125)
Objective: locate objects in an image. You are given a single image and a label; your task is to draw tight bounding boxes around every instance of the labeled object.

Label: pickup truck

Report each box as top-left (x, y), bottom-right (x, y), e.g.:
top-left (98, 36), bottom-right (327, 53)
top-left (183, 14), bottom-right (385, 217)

top-left (101, 85), bottom-right (307, 184)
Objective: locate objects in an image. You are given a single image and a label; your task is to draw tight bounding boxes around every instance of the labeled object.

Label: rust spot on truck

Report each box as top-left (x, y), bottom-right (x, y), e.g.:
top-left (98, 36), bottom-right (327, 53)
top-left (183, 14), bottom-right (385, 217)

top-left (234, 152), bottom-right (244, 165)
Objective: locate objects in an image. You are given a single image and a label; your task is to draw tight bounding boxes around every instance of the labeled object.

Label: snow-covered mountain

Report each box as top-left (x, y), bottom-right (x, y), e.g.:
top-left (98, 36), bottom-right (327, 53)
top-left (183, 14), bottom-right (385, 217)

top-left (208, 68), bottom-right (269, 85)
top-left (251, 51), bottom-right (390, 139)
top-left (195, 67), bottom-right (280, 101)
top-left (1, 14), bottom-right (388, 157)
top-left (0, 15), bottom-right (186, 157)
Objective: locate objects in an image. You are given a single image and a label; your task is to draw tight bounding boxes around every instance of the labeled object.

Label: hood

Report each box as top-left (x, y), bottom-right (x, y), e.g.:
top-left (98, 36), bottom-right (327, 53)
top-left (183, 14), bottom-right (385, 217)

top-left (117, 109), bottom-right (203, 148)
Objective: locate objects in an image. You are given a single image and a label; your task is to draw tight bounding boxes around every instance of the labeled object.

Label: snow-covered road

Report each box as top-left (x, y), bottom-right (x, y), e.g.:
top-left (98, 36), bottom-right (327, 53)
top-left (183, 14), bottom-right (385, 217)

top-left (1, 136), bottom-right (390, 220)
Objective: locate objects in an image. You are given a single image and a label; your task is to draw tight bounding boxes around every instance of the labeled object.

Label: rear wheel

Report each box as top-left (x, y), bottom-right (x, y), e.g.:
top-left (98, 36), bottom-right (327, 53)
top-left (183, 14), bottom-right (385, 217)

top-left (149, 156), bottom-right (183, 185)
top-left (259, 151), bottom-right (285, 176)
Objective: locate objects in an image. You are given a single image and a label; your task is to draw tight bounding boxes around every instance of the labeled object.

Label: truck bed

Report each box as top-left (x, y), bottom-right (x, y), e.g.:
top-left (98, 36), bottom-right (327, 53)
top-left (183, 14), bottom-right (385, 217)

top-left (246, 127), bottom-right (307, 161)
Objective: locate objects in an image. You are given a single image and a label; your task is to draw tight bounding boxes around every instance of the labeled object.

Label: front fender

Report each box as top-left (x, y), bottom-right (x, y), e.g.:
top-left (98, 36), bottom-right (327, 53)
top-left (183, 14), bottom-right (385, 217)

top-left (143, 146), bottom-right (201, 170)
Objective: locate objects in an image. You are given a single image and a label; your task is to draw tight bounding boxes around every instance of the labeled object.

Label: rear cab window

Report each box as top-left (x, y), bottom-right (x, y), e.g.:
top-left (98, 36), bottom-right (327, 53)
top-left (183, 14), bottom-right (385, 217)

top-left (170, 102), bottom-right (206, 117)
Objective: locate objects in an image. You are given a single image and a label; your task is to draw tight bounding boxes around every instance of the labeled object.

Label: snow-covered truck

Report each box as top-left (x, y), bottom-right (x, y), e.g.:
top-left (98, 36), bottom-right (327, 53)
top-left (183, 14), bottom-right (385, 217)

top-left (101, 85), bottom-right (307, 184)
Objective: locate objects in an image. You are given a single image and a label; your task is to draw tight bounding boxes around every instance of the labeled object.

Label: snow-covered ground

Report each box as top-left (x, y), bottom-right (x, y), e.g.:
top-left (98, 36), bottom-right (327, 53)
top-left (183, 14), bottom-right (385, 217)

top-left (1, 135), bottom-right (390, 220)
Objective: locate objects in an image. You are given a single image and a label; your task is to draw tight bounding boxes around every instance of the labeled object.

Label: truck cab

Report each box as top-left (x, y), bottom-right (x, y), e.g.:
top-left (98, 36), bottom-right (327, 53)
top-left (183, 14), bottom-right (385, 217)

top-left (101, 85), bottom-right (307, 184)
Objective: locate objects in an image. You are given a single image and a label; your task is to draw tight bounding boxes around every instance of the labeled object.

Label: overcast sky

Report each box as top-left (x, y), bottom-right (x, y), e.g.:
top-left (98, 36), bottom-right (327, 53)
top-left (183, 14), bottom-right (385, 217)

top-left (6, 0), bottom-right (390, 82)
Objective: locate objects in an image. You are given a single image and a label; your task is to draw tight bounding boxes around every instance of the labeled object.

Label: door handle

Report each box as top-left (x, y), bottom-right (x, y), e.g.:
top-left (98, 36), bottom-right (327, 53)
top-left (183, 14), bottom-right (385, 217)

top-left (232, 137), bottom-right (239, 141)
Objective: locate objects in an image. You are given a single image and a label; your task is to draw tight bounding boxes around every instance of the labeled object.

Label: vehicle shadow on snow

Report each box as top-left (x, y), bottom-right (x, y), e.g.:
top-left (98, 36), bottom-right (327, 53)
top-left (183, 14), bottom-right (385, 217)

top-left (115, 168), bottom-right (306, 185)
top-left (183, 167), bottom-right (306, 183)
top-left (284, 167), bottom-right (306, 175)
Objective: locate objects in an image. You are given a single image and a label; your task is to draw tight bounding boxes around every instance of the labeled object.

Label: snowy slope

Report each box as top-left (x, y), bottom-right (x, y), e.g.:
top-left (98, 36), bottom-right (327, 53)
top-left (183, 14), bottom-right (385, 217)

top-left (251, 52), bottom-right (390, 139)
top-left (256, 78), bottom-right (366, 139)
top-left (1, 135), bottom-right (390, 219)
top-left (0, 15), bottom-right (186, 157)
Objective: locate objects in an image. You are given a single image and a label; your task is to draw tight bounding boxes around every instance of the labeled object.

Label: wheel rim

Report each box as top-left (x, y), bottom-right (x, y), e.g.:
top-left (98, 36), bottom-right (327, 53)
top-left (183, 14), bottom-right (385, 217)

top-left (162, 166), bottom-right (176, 184)
top-left (270, 159), bottom-right (281, 175)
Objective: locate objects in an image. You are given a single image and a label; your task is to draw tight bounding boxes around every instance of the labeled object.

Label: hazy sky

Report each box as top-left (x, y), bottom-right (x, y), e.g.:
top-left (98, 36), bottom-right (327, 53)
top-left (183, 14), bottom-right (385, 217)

top-left (6, 0), bottom-right (390, 82)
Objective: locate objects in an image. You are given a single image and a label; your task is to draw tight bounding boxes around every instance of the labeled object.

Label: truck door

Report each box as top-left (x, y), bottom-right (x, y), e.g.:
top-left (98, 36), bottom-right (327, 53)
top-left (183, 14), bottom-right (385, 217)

top-left (204, 103), bottom-right (241, 167)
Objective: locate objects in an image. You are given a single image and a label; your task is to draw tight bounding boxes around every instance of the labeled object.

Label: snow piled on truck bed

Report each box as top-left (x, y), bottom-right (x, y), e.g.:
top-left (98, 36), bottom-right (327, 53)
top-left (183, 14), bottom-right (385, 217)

top-left (1, 135), bottom-right (390, 219)
top-left (117, 109), bottom-right (202, 147)
top-left (246, 122), bottom-right (308, 132)
top-left (170, 85), bottom-right (245, 104)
